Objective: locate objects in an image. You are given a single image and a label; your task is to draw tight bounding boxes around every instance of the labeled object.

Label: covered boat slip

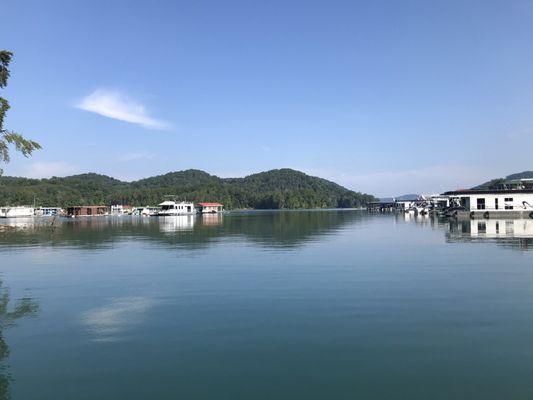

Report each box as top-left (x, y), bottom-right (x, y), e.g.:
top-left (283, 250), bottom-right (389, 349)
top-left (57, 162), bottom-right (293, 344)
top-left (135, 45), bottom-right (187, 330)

top-left (443, 189), bottom-right (533, 219)
top-left (66, 206), bottom-right (108, 217)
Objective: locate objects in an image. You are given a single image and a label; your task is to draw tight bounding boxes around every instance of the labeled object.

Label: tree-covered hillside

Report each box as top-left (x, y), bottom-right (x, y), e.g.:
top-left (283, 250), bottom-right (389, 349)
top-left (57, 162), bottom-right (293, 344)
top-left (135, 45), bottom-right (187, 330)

top-left (474, 171), bottom-right (533, 189)
top-left (0, 168), bottom-right (375, 209)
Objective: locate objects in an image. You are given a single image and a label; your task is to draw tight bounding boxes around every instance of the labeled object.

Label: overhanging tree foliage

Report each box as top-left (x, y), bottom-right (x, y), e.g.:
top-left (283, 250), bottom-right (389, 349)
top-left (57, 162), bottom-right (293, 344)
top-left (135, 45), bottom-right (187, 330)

top-left (0, 50), bottom-right (41, 175)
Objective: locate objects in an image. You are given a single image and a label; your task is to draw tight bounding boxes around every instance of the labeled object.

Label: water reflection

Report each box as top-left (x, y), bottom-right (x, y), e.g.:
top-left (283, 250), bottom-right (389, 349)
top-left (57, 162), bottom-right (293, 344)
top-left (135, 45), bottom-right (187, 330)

top-left (159, 215), bottom-right (196, 233)
top-left (0, 211), bottom-right (365, 251)
top-left (394, 213), bottom-right (533, 251)
top-left (446, 218), bottom-right (533, 250)
top-left (5, 212), bottom-right (533, 252)
top-left (0, 279), bottom-right (39, 399)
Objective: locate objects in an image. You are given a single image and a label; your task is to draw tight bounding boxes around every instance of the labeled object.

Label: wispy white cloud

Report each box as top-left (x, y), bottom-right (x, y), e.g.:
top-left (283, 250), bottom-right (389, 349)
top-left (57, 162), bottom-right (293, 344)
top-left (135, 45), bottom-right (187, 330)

top-left (81, 296), bottom-right (155, 342)
top-left (117, 152), bottom-right (156, 162)
top-left (76, 89), bottom-right (170, 130)
top-left (23, 161), bottom-right (78, 178)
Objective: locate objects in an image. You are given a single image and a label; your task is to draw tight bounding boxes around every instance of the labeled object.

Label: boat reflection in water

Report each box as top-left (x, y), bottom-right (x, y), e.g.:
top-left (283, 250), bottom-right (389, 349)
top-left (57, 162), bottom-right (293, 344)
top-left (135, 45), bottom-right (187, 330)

top-left (447, 218), bottom-right (533, 250)
top-left (0, 217), bottom-right (41, 230)
top-left (0, 210), bottom-right (363, 252)
top-left (158, 215), bottom-right (196, 233)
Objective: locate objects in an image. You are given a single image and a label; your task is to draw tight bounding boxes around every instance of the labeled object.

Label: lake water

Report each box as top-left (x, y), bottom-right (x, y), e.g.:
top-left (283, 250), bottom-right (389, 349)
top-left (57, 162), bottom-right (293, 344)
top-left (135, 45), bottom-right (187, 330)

top-left (1, 211), bottom-right (533, 399)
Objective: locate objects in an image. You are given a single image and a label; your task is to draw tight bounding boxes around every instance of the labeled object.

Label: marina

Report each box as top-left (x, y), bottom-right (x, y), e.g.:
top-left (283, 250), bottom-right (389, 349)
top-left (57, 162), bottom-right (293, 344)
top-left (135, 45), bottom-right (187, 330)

top-left (369, 178), bottom-right (533, 220)
top-left (0, 200), bottom-right (225, 219)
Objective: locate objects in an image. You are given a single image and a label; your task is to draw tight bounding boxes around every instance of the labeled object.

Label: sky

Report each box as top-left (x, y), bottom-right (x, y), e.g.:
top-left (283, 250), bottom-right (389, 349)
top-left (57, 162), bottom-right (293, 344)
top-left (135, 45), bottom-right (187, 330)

top-left (2, 0), bottom-right (533, 197)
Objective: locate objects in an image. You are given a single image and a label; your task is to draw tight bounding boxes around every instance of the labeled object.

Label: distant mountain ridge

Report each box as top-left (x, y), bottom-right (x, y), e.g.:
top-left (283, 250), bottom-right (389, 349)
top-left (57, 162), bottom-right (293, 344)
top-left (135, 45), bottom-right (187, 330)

top-left (395, 194), bottom-right (420, 201)
top-left (0, 168), bottom-right (376, 209)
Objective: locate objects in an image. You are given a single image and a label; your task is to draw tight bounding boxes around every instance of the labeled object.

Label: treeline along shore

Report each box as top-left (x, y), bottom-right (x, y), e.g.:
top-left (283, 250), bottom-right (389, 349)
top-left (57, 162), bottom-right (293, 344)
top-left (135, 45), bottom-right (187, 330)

top-left (0, 168), bottom-right (376, 210)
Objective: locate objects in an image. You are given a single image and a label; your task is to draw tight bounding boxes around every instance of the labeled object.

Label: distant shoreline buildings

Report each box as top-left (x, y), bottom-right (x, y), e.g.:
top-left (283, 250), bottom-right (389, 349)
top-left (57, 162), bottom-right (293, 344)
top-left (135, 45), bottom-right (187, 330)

top-left (0, 200), bottom-right (226, 218)
top-left (4, 178), bottom-right (533, 220)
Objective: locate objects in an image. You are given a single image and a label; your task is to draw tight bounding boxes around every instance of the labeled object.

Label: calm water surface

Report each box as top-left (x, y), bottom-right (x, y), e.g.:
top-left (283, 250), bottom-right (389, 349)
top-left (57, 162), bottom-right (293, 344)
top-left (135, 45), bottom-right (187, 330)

top-left (1, 211), bottom-right (533, 399)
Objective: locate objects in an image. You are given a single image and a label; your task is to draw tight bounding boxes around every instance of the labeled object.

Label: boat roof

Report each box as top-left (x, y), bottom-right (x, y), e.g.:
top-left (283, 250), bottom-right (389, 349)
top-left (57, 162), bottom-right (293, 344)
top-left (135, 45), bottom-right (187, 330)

top-left (443, 189), bottom-right (533, 195)
top-left (198, 202), bottom-right (223, 206)
top-left (158, 200), bottom-right (193, 206)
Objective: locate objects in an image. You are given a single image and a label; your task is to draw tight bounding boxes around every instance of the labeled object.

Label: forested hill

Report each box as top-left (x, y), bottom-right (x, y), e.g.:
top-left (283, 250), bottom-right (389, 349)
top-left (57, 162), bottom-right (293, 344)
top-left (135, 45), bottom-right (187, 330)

top-left (474, 171), bottom-right (533, 189)
top-left (0, 169), bottom-right (376, 209)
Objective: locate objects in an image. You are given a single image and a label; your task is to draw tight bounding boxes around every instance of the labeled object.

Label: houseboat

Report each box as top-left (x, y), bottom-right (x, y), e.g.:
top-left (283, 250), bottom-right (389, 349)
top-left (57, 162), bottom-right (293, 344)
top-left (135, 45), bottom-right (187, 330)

top-left (0, 206), bottom-right (35, 218)
top-left (443, 189), bottom-right (533, 219)
top-left (157, 201), bottom-right (196, 216)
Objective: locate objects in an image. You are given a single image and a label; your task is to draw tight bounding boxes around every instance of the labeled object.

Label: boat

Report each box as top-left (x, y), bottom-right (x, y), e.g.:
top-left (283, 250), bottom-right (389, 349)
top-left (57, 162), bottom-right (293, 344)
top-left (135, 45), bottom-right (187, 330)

top-left (140, 206), bottom-right (160, 216)
top-left (157, 201), bottom-right (196, 216)
top-left (0, 206), bottom-right (35, 218)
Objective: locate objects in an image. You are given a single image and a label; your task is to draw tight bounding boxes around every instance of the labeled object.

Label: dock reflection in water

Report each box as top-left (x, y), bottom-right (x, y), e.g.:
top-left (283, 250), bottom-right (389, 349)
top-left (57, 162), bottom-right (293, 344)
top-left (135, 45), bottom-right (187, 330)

top-left (0, 210), bottom-right (364, 251)
top-left (446, 218), bottom-right (533, 250)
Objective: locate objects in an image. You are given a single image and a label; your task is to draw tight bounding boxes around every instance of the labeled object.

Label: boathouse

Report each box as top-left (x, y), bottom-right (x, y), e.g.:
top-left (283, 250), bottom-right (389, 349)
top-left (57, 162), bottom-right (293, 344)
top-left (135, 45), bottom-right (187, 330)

top-left (395, 198), bottom-right (419, 212)
top-left (368, 199), bottom-right (396, 212)
top-left (66, 206), bottom-right (108, 217)
top-left (197, 202), bottom-right (224, 213)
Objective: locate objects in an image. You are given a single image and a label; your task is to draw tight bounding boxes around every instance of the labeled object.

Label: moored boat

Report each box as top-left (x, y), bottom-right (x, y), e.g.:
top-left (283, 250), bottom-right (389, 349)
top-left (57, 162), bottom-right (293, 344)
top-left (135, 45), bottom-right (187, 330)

top-left (157, 201), bottom-right (196, 216)
top-left (0, 206), bottom-right (35, 218)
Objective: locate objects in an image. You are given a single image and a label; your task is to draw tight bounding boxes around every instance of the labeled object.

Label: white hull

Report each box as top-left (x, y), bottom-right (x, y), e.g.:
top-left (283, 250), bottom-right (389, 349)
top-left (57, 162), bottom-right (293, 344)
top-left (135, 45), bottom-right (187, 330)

top-left (158, 211), bottom-right (196, 216)
top-left (0, 207), bottom-right (35, 218)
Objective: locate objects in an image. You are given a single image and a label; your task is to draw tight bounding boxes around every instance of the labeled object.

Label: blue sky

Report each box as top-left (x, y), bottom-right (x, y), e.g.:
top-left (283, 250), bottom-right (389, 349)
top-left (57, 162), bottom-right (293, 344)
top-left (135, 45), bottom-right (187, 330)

top-left (3, 0), bottom-right (533, 196)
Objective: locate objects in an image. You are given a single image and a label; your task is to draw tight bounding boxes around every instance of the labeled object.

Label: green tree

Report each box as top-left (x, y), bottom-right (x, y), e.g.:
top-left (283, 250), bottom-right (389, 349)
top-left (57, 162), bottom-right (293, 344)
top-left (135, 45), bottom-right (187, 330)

top-left (0, 51), bottom-right (41, 176)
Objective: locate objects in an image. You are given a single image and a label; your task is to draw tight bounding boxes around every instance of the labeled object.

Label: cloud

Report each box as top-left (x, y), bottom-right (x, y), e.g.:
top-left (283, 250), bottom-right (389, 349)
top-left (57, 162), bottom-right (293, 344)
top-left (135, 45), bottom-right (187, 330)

top-left (23, 161), bottom-right (78, 178)
top-left (117, 152), bottom-right (156, 162)
top-left (293, 165), bottom-right (494, 197)
top-left (76, 89), bottom-right (170, 130)
top-left (81, 296), bottom-right (155, 342)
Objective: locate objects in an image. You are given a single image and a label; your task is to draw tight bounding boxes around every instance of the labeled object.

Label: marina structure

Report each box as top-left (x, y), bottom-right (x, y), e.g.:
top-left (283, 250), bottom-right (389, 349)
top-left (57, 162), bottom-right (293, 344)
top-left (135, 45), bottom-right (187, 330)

top-left (35, 207), bottom-right (63, 216)
top-left (443, 189), bottom-right (533, 218)
top-left (110, 205), bottom-right (133, 215)
top-left (367, 199), bottom-right (396, 212)
top-left (197, 202), bottom-right (224, 213)
top-left (132, 206), bottom-right (160, 216)
top-left (66, 206), bottom-right (109, 217)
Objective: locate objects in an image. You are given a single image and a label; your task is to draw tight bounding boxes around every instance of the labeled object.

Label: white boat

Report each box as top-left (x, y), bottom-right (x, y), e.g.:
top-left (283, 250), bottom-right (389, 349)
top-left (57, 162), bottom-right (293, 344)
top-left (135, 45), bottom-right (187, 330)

top-left (140, 206), bottom-right (160, 216)
top-left (157, 201), bottom-right (196, 216)
top-left (0, 206), bottom-right (35, 218)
